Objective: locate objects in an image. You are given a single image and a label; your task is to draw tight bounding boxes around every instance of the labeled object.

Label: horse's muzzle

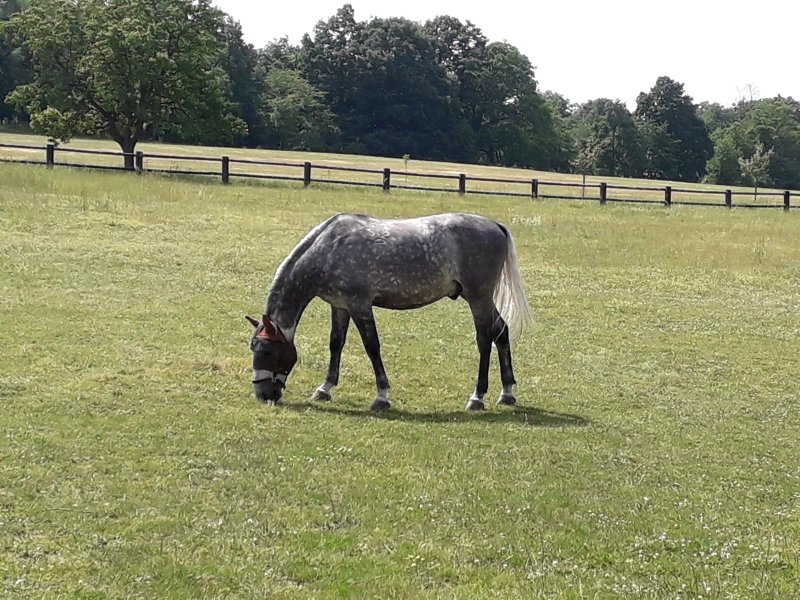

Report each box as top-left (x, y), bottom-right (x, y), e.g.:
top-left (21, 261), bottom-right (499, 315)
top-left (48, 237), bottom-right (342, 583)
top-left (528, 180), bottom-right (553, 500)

top-left (253, 379), bottom-right (284, 403)
top-left (253, 369), bottom-right (287, 403)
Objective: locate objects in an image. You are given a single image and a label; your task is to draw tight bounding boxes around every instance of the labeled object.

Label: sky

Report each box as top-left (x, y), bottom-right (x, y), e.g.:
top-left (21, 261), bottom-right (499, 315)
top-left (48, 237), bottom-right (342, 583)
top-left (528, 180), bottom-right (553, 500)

top-left (212, 0), bottom-right (798, 109)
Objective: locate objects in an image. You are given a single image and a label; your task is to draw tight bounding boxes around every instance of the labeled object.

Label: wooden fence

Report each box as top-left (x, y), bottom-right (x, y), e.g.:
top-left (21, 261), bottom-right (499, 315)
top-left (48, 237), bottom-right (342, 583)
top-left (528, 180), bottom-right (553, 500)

top-left (0, 141), bottom-right (794, 211)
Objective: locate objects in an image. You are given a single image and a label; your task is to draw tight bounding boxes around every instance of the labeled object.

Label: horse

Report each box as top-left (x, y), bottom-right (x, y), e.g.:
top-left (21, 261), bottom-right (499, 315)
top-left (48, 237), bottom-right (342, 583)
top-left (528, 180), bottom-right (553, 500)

top-left (246, 212), bottom-right (532, 412)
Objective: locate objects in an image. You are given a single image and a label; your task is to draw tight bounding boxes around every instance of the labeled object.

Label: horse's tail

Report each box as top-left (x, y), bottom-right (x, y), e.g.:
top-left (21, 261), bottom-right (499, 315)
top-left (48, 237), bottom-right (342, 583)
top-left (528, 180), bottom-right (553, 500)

top-left (493, 224), bottom-right (533, 343)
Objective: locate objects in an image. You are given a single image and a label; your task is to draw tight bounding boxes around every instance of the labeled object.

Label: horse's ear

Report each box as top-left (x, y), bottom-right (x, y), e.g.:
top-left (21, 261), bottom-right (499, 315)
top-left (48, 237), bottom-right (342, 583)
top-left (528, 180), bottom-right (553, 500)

top-left (262, 314), bottom-right (286, 342)
top-left (245, 315), bottom-right (259, 328)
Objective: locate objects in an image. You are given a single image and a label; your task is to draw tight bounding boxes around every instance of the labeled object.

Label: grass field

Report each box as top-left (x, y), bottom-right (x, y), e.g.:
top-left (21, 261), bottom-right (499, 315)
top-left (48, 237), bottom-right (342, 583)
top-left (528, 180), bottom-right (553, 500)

top-left (1, 160), bottom-right (799, 598)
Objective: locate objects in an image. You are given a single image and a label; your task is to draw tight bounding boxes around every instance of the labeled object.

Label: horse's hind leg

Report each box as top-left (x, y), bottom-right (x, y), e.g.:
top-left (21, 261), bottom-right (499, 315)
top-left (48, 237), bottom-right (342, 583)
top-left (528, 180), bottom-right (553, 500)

top-left (465, 298), bottom-right (497, 411)
top-left (350, 306), bottom-right (392, 411)
top-left (311, 306), bottom-right (350, 402)
top-left (494, 321), bottom-right (517, 406)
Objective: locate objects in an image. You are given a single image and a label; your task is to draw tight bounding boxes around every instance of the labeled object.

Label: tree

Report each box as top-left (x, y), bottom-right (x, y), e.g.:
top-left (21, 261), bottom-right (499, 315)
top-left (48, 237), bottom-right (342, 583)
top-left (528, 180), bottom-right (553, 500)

top-left (738, 142), bottom-right (774, 200)
top-left (258, 37), bottom-right (301, 72)
top-left (697, 101), bottom-right (740, 135)
top-left (219, 16), bottom-right (260, 147)
top-left (638, 120), bottom-right (680, 180)
top-left (422, 14), bottom-right (486, 157)
top-left (705, 131), bottom-right (742, 186)
top-left (542, 91), bottom-right (576, 172)
top-left (300, 7), bottom-right (569, 167)
top-left (261, 69), bottom-right (338, 151)
top-left (569, 98), bottom-right (643, 177)
top-left (746, 98), bottom-right (800, 190)
top-left (0, 0), bottom-right (32, 123)
top-left (5, 0), bottom-right (244, 168)
top-left (705, 98), bottom-right (800, 190)
top-left (302, 8), bottom-right (465, 160)
top-left (300, 3), bottom-right (362, 138)
top-left (635, 76), bottom-right (712, 181)
top-left (472, 41), bottom-right (563, 169)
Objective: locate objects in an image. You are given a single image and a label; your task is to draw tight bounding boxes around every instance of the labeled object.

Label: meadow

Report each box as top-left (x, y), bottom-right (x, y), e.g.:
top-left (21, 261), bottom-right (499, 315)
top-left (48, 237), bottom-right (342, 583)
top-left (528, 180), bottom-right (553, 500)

top-left (1, 158), bottom-right (799, 598)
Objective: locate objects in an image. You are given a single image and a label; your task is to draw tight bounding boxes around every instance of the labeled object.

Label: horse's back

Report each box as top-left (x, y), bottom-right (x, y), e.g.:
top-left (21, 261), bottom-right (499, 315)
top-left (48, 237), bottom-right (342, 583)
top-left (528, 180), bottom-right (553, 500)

top-left (304, 213), bottom-right (508, 307)
top-left (325, 212), bottom-right (505, 245)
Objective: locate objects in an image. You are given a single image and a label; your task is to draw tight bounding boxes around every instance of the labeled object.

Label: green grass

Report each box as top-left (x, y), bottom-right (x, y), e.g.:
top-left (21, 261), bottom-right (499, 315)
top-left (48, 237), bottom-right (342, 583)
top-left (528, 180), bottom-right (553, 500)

top-left (1, 162), bottom-right (799, 598)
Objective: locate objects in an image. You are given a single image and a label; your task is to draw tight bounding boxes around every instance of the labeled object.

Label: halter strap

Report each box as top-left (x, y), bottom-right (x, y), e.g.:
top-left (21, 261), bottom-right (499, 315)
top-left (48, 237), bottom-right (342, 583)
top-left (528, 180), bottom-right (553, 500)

top-left (252, 369), bottom-right (288, 386)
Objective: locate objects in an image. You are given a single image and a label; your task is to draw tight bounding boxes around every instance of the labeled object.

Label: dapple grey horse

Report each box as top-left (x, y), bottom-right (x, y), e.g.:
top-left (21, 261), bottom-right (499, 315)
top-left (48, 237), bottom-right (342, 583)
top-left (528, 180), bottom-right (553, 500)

top-left (246, 212), bottom-right (532, 411)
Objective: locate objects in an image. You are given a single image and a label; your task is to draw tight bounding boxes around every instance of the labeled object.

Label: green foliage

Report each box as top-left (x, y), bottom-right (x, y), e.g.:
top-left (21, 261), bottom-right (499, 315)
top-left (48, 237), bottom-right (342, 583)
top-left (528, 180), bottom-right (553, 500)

top-left (261, 69), bottom-right (338, 151)
top-left (705, 132), bottom-right (742, 185)
top-left (635, 76), bottom-right (713, 181)
top-left (474, 42), bottom-right (566, 169)
top-left (706, 98), bottom-right (800, 190)
top-left (302, 9), bottom-right (466, 161)
top-left (747, 98), bottom-right (800, 189)
top-left (298, 7), bottom-right (565, 168)
top-left (5, 0), bottom-right (245, 163)
top-left (218, 17), bottom-right (261, 147)
top-left (637, 120), bottom-right (680, 180)
top-left (738, 142), bottom-right (774, 198)
top-left (569, 99), bottom-right (643, 177)
top-left (0, 0), bottom-right (31, 122)
top-left (698, 101), bottom-right (740, 134)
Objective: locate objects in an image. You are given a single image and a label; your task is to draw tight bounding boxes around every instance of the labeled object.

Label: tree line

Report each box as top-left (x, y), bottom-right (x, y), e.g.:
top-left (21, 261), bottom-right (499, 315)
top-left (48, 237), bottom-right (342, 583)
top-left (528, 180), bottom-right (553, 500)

top-left (2, 1), bottom-right (800, 189)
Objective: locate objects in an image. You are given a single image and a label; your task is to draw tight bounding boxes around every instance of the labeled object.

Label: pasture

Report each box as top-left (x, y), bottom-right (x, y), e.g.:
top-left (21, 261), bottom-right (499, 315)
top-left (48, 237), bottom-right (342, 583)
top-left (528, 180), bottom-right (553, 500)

top-left (1, 161), bottom-right (799, 598)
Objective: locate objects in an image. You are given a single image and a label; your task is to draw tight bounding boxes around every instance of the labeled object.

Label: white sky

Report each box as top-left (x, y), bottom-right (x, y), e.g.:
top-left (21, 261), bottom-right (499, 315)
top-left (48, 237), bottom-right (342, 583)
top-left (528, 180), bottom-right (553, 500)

top-left (213, 0), bottom-right (798, 109)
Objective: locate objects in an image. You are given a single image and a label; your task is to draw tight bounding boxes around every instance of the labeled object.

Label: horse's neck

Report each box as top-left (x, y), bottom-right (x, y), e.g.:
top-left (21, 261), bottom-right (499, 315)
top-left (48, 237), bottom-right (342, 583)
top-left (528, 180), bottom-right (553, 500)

top-left (265, 217), bottom-right (336, 339)
top-left (265, 262), bottom-right (315, 341)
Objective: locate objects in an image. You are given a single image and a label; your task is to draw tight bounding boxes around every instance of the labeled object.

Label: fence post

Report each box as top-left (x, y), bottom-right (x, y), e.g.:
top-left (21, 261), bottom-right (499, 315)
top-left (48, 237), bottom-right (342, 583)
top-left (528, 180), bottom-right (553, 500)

top-left (221, 156), bottom-right (230, 184)
top-left (303, 162), bottom-right (312, 187)
top-left (46, 143), bottom-right (55, 169)
top-left (784, 190), bottom-right (791, 212)
top-left (664, 185), bottom-right (672, 207)
top-left (458, 173), bottom-right (466, 196)
top-left (135, 151), bottom-right (144, 174)
top-left (531, 178), bottom-right (539, 199)
top-left (382, 168), bottom-right (391, 193)
top-left (599, 182), bottom-right (607, 205)
top-left (725, 189), bottom-right (732, 209)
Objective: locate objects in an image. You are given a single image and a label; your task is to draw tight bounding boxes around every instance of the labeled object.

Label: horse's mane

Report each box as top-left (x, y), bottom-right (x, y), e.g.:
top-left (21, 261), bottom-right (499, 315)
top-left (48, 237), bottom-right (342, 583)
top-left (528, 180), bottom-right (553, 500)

top-left (266, 214), bottom-right (342, 308)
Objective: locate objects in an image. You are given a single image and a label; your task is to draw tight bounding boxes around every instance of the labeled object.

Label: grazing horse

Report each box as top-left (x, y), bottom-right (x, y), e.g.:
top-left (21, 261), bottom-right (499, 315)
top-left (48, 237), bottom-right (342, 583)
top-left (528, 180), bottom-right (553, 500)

top-left (246, 212), bottom-right (532, 411)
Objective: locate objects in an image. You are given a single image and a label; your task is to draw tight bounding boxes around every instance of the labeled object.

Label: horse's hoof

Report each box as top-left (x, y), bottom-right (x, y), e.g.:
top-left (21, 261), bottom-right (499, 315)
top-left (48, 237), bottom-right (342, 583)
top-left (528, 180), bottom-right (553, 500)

top-left (497, 394), bottom-right (517, 406)
top-left (370, 399), bottom-right (391, 412)
top-left (310, 388), bottom-right (332, 402)
top-left (465, 398), bottom-right (486, 411)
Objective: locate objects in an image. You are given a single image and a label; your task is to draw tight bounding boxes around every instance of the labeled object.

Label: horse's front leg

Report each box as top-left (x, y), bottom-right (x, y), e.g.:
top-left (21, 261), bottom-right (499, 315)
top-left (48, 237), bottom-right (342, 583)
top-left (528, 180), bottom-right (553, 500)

top-left (350, 306), bottom-right (391, 411)
top-left (311, 306), bottom-right (350, 402)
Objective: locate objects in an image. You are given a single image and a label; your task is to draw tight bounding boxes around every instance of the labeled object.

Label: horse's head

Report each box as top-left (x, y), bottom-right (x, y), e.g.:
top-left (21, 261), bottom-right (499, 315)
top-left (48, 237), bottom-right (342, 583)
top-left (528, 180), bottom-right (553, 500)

top-left (246, 314), bottom-right (297, 403)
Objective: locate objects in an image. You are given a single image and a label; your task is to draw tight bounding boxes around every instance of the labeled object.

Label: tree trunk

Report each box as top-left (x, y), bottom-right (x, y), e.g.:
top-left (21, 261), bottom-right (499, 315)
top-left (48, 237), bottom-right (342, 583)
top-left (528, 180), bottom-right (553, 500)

top-left (118, 138), bottom-right (137, 171)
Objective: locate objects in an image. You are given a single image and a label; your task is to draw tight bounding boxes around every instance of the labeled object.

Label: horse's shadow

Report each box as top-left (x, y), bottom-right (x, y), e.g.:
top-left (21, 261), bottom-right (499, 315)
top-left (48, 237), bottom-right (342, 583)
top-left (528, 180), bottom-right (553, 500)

top-left (278, 399), bottom-right (590, 428)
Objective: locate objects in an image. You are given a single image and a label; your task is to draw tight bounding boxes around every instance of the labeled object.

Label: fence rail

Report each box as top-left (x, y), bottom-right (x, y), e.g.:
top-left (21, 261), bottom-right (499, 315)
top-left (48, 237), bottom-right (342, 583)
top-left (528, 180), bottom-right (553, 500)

top-left (0, 142), bottom-right (794, 211)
